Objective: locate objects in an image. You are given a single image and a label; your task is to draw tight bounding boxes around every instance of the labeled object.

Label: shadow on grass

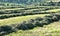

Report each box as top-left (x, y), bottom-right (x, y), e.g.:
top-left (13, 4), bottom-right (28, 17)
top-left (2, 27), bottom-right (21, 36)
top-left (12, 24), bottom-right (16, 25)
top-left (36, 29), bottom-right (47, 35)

top-left (0, 14), bottom-right (60, 36)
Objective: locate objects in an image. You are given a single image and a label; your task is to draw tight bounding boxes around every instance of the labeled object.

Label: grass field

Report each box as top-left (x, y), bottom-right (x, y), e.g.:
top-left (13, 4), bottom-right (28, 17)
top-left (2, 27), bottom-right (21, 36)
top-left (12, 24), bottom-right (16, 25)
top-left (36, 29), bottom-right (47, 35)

top-left (0, 6), bottom-right (60, 36)
top-left (0, 14), bottom-right (50, 26)
top-left (5, 21), bottom-right (60, 36)
top-left (46, 9), bottom-right (60, 12)
top-left (0, 8), bottom-right (24, 11)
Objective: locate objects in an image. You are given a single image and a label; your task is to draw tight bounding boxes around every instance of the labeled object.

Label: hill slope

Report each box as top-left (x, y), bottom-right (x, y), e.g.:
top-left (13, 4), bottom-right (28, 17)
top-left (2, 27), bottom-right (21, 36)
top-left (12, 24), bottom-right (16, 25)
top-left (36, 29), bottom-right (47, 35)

top-left (0, 0), bottom-right (60, 4)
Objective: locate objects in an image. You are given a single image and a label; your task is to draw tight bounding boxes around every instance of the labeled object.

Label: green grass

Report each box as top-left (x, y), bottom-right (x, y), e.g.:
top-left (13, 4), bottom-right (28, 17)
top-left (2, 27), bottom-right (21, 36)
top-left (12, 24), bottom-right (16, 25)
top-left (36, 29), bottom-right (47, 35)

top-left (0, 6), bottom-right (60, 12)
top-left (0, 6), bottom-right (60, 26)
top-left (0, 6), bottom-right (60, 36)
top-left (0, 8), bottom-right (24, 11)
top-left (5, 21), bottom-right (60, 36)
top-left (45, 9), bottom-right (60, 12)
top-left (0, 14), bottom-right (49, 26)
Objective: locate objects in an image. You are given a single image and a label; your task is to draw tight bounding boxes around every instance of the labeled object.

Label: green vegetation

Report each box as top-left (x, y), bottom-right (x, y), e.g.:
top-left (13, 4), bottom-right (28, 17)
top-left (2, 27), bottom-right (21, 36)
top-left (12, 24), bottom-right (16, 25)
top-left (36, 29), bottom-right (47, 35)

top-left (0, 5), bottom-right (60, 36)
top-left (46, 9), bottom-right (60, 12)
top-left (0, 13), bottom-right (60, 36)
top-left (0, 1), bottom-right (60, 36)
top-left (0, 14), bottom-right (49, 26)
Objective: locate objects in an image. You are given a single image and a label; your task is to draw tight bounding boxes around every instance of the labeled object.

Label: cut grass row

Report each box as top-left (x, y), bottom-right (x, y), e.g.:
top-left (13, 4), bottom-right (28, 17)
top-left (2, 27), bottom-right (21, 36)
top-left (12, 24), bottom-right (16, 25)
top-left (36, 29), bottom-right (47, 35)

top-left (0, 13), bottom-right (60, 36)
top-left (1, 8), bottom-right (60, 19)
top-left (0, 6), bottom-right (60, 12)
top-left (0, 15), bottom-right (60, 35)
top-left (0, 8), bottom-right (60, 15)
top-left (0, 8), bottom-right (60, 26)
top-left (45, 9), bottom-right (60, 12)
top-left (0, 12), bottom-right (51, 19)
top-left (0, 8), bottom-right (60, 19)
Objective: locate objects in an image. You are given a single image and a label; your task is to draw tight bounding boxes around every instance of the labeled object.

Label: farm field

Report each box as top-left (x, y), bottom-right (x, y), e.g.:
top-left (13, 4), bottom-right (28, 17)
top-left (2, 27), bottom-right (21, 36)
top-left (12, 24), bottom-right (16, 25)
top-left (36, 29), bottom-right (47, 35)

top-left (0, 0), bottom-right (60, 36)
top-left (0, 6), bottom-right (60, 26)
top-left (5, 21), bottom-right (60, 36)
top-left (0, 5), bottom-right (60, 36)
top-left (45, 9), bottom-right (60, 12)
top-left (0, 14), bottom-right (50, 26)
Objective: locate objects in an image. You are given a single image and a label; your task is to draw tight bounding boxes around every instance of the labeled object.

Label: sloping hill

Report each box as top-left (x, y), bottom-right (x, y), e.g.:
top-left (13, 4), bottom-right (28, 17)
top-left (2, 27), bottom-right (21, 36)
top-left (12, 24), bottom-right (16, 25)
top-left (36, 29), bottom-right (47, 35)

top-left (47, 0), bottom-right (60, 2)
top-left (0, 0), bottom-right (60, 4)
top-left (5, 21), bottom-right (60, 36)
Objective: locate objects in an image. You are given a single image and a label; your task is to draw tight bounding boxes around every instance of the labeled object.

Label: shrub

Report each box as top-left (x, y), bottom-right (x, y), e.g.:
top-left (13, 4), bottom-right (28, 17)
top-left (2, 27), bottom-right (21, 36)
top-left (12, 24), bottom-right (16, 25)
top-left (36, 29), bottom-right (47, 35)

top-left (44, 18), bottom-right (53, 23)
top-left (16, 21), bottom-right (35, 30)
top-left (57, 15), bottom-right (60, 20)
top-left (35, 21), bottom-right (43, 27)
top-left (29, 19), bottom-right (35, 23)
top-left (40, 20), bottom-right (49, 25)
top-left (52, 15), bottom-right (59, 21)
top-left (16, 21), bottom-right (28, 30)
top-left (25, 23), bottom-right (35, 29)
top-left (0, 25), bottom-right (13, 33)
top-left (16, 23), bottom-right (28, 30)
top-left (44, 15), bottom-right (54, 22)
top-left (35, 17), bottom-right (43, 21)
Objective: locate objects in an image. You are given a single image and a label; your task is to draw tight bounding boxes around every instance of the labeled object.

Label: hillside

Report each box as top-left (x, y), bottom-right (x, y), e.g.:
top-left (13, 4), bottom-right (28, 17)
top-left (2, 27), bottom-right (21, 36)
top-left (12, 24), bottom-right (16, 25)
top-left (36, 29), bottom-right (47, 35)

top-left (5, 21), bottom-right (60, 36)
top-left (0, 0), bottom-right (60, 4)
top-left (0, 0), bottom-right (60, 36)
top-left (0, 0), bottom-right (42, 4)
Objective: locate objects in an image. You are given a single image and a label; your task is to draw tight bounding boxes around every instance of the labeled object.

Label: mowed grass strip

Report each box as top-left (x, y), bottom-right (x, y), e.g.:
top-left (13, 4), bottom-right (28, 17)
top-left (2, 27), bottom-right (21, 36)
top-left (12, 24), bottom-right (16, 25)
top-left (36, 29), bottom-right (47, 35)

top-left (46, 9), bottom-right (60, 12)
top-left (0, 14), bottom-right (49, 26)
top-left (0, 8), bottom-right (24, 11)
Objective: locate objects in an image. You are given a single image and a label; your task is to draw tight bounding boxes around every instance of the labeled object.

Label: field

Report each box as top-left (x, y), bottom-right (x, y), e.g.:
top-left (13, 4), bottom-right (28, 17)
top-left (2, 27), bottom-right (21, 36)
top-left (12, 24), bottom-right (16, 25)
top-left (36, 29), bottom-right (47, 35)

top-left (5, 21), bottom-right (60, 36)
top-left (0, 14), bottom-right (50, 26)
top-left (0, 6), bottom-right (60, 36)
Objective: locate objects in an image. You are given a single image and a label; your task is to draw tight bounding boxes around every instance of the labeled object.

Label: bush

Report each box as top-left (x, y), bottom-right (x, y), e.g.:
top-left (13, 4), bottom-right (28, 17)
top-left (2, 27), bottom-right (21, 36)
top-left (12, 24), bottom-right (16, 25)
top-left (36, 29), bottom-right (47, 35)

top-left (16, 21), bottom-right (35, 30)
top-left (35, 17), bottom-right (43, 21)
top-left (56, 15), bottom-right (60, 20)
top-left (0, 25), bottom-right (13, 33)
top-left (35, 21), bottom-right (43, 27)
top-left (29, 19), bottom-right (35, 23)
top-left (16, 23), bottom-right (28, 30)
top-left (25, 23), bottom-right (35, 29)
top-left (40, 20), bottom-right (50, 25)
top-left (52, 15), bottom-right (59, 21)
top-left (44, 18), bottom-right (53, 23)
top-left (44, 15), bottom-right (54, 22)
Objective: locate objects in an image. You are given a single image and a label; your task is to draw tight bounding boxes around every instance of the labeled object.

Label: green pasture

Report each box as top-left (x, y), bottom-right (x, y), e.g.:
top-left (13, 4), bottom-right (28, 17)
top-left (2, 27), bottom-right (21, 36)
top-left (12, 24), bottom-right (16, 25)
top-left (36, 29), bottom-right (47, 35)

top-left (0, 14), bottom-right (49, 26)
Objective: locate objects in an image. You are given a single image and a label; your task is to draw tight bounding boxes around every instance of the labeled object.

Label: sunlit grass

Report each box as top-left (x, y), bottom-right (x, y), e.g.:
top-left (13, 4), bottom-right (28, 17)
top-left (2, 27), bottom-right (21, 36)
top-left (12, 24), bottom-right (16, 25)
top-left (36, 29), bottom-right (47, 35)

top-left (46, 9), bottom-right (60, 12)
top-left (0, 6), bottom-right (60, 36)
top-left (0, 8), bottom-right (24, 11)
top-left (0, 14), bottom-right (49, 26)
